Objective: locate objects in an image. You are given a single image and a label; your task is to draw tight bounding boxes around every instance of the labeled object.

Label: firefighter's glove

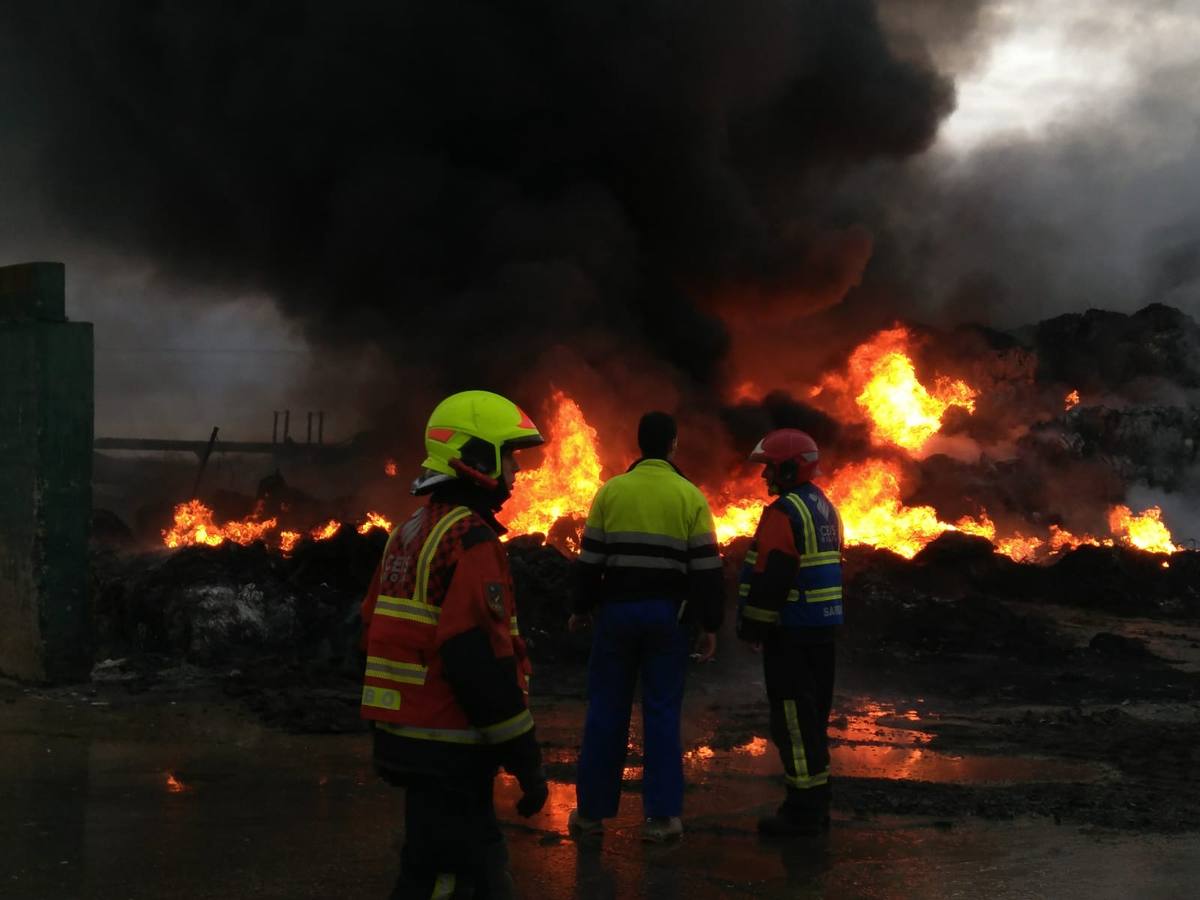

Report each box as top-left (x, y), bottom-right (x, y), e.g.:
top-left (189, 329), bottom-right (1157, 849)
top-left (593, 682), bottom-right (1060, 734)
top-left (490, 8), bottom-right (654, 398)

top-left (515, 768), bottom-right (549, 818)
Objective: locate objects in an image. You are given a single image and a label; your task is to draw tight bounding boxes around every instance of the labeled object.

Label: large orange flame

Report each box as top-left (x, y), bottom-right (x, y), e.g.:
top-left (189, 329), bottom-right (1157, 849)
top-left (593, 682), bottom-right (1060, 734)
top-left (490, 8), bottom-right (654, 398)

top-left (498, 390), bottom-right (604, 546)
top-left (158, 378), bottom-right (1181, 564)
top-left (1108, 505), bottom-right (1178, 554)
top-left (706, 475), bottom-right (772, 545)
top-left (840, 327), bottom-right (977, 451)
top-left (822, 458), bottom-right (995, 559)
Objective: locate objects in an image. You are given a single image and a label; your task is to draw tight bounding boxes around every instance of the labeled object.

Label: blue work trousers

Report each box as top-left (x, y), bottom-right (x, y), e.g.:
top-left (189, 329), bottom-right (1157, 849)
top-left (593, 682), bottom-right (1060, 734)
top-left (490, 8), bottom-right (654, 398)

top-left (575, 598), bottom-right (689, 819)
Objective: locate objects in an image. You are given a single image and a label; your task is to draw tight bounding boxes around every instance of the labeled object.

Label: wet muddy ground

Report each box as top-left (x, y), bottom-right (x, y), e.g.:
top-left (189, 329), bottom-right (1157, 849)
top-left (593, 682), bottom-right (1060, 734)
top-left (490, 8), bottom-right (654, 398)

top-left (4, 593), bottom-right (1200, 899)
top-left (7, 537), bottom-right (1200, 896)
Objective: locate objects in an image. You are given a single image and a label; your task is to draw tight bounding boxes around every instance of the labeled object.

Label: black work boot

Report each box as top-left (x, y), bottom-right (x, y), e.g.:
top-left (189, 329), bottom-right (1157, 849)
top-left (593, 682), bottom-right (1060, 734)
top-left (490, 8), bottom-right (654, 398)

top-left (757, 786), bottom-right (831, 838)
top-left (757, 809), bottom-right (829, 837)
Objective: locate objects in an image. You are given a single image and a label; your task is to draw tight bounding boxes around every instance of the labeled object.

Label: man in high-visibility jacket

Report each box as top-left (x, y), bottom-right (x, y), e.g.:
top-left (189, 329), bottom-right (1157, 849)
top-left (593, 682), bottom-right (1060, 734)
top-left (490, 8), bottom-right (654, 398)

top-left (736, 428), bottom-right (843, 836)
top-left (567, 412), bottom-right (725, 843)
top-left (361, 390), bottom-right (549, 898)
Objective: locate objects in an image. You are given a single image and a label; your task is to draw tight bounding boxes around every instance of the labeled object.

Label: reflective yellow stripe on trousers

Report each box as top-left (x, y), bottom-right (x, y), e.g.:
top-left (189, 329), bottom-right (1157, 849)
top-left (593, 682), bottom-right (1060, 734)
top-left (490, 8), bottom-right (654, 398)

top-left (783, 699), bottom-right (829, 789)
top-left (431, 873), bottom-right (456, 899)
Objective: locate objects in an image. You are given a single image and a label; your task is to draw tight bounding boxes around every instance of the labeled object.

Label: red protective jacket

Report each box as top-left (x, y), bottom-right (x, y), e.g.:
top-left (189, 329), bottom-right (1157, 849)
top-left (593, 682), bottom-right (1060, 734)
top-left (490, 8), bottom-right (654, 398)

top-left (361, 499), bottom-right (534, 757)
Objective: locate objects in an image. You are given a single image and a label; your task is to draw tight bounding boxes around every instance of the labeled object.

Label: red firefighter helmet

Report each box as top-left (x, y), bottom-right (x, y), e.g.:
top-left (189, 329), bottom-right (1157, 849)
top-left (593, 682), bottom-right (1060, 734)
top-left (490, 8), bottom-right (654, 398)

top-left (748, 429), bottom-right (820, 488)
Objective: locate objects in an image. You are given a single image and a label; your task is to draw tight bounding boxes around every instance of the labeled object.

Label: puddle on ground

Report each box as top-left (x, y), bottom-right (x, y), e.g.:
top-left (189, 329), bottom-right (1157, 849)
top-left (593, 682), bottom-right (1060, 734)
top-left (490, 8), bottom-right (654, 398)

top-left (542, 697), bottom-right (1109, 786)
top-left (0, 692), bottom-right (1163, 899)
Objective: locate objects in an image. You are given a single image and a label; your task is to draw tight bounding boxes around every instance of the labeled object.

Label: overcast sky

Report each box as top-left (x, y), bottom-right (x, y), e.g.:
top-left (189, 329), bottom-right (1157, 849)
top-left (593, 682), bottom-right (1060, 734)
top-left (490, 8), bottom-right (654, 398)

top-left (940, 0), bottom-right (1200, 153)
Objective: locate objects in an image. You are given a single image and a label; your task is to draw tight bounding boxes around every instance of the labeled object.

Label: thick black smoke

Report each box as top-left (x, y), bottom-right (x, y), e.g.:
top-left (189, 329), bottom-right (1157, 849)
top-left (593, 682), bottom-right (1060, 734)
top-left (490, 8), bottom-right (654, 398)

top-left (2, 0), bottom-right (954, 398)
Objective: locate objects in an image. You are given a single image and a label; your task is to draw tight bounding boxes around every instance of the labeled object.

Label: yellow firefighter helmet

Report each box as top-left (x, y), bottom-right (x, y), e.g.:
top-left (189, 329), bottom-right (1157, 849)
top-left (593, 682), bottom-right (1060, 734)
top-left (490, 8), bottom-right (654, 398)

top-left (412, 390), bottom-right (543, 494)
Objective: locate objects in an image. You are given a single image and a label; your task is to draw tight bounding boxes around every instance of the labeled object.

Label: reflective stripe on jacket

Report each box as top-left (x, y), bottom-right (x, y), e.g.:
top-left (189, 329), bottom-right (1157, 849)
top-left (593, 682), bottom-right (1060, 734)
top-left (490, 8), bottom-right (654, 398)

top-left (573, 458), bottom-right (725, 631)
top-left (737, 482), bottom-right (844, 631)
top-left (360, 502), bottom-right (533, 745)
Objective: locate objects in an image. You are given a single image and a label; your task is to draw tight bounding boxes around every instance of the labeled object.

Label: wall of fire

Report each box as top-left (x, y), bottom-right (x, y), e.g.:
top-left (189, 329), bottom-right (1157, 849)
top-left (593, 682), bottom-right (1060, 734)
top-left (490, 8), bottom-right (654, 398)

top-left (0, 262), bottom-right (92, 682)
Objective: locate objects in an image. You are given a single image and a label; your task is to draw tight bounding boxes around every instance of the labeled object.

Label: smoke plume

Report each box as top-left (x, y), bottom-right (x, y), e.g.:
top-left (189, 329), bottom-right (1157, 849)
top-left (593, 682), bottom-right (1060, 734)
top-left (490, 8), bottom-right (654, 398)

top-left (2, 0), bottom-right (955, 406)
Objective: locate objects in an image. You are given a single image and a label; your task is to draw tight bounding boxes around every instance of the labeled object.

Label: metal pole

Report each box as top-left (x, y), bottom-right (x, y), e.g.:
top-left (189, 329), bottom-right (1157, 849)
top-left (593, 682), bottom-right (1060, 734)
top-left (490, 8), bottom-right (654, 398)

top-left (192, 427), bottom-right (220, 498)
top-left (272, 411), bottom-right (279, 444)
top-left (306, 411), bottom-right (313, 445)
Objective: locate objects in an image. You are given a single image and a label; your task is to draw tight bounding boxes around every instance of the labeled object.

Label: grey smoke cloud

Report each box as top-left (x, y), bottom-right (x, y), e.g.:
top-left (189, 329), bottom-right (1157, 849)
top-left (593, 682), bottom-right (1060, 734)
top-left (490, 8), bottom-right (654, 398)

top-left (863, 0), bottom-right (1200, 328)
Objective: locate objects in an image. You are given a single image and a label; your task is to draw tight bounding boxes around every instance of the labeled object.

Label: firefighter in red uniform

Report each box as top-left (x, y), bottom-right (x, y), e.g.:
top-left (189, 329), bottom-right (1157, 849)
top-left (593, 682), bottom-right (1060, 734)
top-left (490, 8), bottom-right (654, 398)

top-left (361, 390), bottom-right (548, 898)
top-left (736, 429), bottom-right (843, 837)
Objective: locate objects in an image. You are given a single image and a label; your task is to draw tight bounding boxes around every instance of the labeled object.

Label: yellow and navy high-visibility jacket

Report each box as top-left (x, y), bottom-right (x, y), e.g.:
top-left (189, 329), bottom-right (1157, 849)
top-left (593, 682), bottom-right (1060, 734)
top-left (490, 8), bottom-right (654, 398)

top-left (737, 482), bottom-right (843, 640)
top-left (573, 458), bottom-right (725, 632)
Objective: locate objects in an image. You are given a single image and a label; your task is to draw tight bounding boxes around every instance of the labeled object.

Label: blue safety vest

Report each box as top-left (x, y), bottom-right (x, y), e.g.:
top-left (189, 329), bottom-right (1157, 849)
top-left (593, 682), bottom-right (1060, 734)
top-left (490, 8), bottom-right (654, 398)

top-left (738, 483), bottom-right (844, 628)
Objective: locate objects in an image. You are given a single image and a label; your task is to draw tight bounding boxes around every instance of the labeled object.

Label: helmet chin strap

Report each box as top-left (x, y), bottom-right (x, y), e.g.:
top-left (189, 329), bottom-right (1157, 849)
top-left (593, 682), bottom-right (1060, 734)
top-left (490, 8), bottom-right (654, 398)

top-left (449, 457), bottom-right (499, 490)
top-left (448, 458), bottom-right (514, 512)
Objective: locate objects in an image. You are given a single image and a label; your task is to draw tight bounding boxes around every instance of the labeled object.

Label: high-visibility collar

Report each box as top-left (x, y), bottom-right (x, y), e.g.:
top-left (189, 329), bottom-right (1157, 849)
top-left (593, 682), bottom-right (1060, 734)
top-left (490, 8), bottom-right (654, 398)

top-left (628, 458), bottom-right (683, 476)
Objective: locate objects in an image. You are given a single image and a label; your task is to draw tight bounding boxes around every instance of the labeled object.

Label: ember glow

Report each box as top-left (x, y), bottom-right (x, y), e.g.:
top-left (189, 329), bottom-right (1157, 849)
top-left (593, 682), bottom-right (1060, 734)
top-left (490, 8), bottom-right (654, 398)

top-left (1065, 389), bottom-right (1081, 410)
top-left (161, 502), bottom-right (379, 554)
top-left (1047, 525), bottom-right (1110, 553)
top-left (384, 459), bottom-right (398, 477)
top-left (497, 390), bottom-right (604, 545)
top-left (993, 534), bottom-right (1045, 562)
top-left (357, 511), bottom-right (393, 535)
top-left (843, 327), bottom-right (977, 451)
top-left (310, 519), bottom-right (341, 541)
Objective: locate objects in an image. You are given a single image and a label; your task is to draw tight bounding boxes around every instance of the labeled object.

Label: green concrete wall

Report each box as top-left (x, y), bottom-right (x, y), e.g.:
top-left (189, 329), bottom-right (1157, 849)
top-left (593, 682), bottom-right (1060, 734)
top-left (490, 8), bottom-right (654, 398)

top-left (0, 262), bottom-right (93, 682)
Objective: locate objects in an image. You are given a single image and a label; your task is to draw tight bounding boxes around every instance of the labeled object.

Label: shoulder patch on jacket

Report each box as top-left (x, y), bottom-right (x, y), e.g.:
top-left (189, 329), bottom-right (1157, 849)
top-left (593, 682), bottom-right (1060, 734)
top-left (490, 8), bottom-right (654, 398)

top-left (461, 521), bottom-right (499, 550)
top-left (485, 582), bottom-right (505, 619)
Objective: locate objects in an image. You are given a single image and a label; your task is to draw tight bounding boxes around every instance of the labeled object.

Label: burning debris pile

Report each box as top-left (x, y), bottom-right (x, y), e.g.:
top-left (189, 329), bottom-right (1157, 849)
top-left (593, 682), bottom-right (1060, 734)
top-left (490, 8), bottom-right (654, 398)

top-left (160, 499), bottom-right (395, 555)
top-left (90, 527), bottom-right (585, 676)
top-left (144, 308), bottom-right (1195, 564)
top-left (90, 522), bottom-right (1200, 734)
top-left (93, 525), bottom-right (387, 669)
top-left (88, 303), bottom-right (1200, 712)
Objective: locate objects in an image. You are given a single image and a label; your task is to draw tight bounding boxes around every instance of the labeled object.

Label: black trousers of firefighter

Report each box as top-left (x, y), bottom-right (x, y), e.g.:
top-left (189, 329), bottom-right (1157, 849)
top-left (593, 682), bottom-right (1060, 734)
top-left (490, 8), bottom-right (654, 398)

top-left (762, 630), bottom-right (836, 822)
top-left (391, 769), bottom-right (513, 900)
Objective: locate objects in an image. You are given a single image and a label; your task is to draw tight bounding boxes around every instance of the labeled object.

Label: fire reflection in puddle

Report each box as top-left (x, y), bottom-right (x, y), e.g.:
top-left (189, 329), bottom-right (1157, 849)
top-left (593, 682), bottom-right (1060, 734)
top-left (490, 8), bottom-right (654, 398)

top-left (530, 698), bottom-right (1108, 794)
top-left (678, 699), bottom-right (1107, 785)
top-left (496, 774), bottom-right (579, 832)
top-left (733, 736), bottom-right (769, 756)
top-left (830, 700), bottom-right (933, 748)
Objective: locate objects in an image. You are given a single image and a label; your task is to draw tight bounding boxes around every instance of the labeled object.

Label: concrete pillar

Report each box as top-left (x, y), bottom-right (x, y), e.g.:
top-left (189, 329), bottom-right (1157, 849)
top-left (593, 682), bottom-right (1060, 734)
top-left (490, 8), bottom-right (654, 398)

top-left (0, 262), bottom-right (93, 682)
